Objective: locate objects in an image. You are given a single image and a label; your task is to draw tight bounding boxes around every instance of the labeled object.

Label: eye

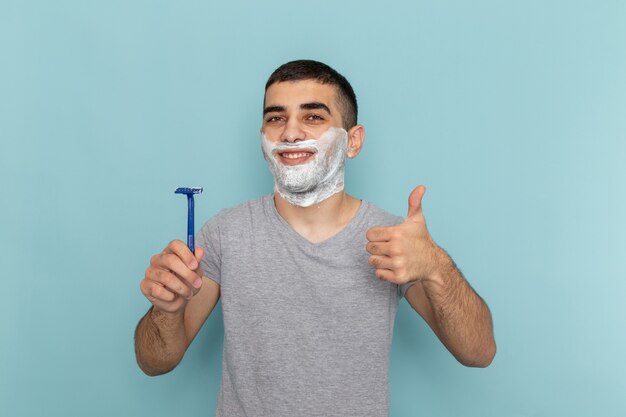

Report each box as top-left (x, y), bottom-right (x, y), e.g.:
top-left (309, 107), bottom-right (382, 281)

top-left (306, 114), bottom-right (324, 122)
top-left (265, 116), bottom-right (284, 123)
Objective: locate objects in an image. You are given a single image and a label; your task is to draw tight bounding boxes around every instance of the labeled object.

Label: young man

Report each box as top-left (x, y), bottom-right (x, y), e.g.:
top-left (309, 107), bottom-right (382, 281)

top-left (135, 60), bottom-right (496, 417)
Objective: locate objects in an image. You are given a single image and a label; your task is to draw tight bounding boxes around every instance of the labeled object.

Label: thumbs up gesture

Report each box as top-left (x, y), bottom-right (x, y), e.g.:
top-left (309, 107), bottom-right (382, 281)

top-left (366, 186), bottom-right (439, 284)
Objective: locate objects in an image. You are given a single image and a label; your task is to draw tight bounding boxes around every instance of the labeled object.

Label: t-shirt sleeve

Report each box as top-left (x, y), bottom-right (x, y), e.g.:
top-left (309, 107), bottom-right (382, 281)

top-left (195, 216), bottom-right (222, 285)
top-left (399, 281), bottom-right (417, 299)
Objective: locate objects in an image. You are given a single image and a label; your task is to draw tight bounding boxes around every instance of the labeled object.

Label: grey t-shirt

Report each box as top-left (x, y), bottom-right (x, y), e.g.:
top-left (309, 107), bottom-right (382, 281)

top-left (196, 194), bottom-right (415, 417)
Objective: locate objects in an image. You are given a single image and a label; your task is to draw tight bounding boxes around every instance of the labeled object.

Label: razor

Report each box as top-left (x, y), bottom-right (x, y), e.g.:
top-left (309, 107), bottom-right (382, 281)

top-left (174, 187), bottom-right (203, 253)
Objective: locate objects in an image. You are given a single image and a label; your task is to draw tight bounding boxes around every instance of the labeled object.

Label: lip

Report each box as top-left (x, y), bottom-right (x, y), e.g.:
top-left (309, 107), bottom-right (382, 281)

top-left (276, 149), bottom-right (316, 166)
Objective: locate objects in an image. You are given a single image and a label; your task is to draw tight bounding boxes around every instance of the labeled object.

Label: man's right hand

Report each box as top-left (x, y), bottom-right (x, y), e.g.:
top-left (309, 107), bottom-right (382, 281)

top-left (140, 240), bottom-right (205, 315)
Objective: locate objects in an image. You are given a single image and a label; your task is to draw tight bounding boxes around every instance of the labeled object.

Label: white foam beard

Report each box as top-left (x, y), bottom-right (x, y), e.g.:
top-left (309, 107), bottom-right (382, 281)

top-left (261, 127), bottom-right (349, 207)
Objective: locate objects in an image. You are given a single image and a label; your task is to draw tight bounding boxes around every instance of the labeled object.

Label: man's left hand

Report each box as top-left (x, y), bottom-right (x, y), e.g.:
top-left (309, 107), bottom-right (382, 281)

top-left (366, 185), bottom-right (440, 284)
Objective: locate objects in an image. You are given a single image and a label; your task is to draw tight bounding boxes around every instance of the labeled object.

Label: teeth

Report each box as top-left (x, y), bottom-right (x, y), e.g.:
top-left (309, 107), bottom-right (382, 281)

top-left (282, 152), bottom-right (311, 159)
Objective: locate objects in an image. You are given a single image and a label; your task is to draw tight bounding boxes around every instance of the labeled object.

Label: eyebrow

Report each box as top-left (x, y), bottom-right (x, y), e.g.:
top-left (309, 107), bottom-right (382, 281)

top-left (263, 105), bottom-right (285, 115)
top-left (300, 102), bottom-right (332, 115)
top-left (263, 102), bottom-right (332, 116)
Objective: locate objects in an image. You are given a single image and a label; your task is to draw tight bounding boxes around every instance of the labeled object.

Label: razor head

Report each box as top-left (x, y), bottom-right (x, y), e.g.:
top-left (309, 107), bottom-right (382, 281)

top-left (175, 187), bottom-right (203, 195)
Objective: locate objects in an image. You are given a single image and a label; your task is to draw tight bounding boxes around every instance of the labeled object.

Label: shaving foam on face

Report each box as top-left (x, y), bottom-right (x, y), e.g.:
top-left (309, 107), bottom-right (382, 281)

top-left (261, 127), bottom-right (349, 207)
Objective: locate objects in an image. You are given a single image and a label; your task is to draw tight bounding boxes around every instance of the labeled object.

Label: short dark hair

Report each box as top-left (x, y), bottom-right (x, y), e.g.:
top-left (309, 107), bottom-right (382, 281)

top-left (265, 60), bottom-right (358, 129)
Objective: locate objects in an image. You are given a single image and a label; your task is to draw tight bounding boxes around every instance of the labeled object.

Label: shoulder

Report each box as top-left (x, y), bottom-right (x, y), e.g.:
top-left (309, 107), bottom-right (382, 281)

top-left (216, 194), bottom-right (268, 221)
top-left (361, 200), bottom-right (404, 228)
top-left (199, 194), bottom-right (271, 234)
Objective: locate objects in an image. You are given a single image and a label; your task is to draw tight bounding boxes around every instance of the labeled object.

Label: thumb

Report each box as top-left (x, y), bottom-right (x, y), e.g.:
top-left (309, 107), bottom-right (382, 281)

top-left (406, 185), bottom-right (426, 221)
top-left (194, 247), bottom-right (205, 266)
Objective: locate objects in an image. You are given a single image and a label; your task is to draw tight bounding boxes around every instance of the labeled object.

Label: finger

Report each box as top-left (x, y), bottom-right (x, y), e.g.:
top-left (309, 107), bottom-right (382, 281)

top-left (157, 253), bottom-right (203, 289)
top-left (367, 241), bottom-right (404, 257)
top-left (366, 241), bottom-right (392, 256)
top-left (366, 226), bottom-right (394, 242)
top-left (374, 268), bottom-right (396, 282)
top-left (194, 247), bottom-right (205, 268)
top-left (406, 185), bottom-right (426, 221)
top-left (164, 239), bottom-right (198, 270)
top-left (141, 280), bottom-right (177, 303)
top-left (146, 268), bottom-right (194, 299)
top-left (368, 255), bottom-right (395, 270)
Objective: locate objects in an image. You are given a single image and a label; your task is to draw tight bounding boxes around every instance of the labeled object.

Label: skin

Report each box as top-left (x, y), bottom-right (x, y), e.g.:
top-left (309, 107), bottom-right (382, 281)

top-left (261, 80), bottom-right (365, 242)
top-left (134, 79), bottom-right (496, 376)
top-left (367, 186), bottom-right (496, 366)
top-left (135, 242), bottom-right (220, 375)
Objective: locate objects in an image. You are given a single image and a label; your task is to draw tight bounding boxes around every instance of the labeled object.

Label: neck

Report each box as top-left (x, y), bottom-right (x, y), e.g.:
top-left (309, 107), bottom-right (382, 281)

top-left (274, 191), bottom-right (361, 243)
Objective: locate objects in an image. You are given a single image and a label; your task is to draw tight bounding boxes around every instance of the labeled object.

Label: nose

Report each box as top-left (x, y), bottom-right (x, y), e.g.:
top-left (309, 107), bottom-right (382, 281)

top-left (280, 119), bottom-right (306, 143)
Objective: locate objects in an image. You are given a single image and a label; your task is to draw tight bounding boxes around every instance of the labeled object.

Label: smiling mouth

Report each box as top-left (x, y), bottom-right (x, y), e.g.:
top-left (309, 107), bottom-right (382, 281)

top-left (281, 151), bottom-right (313, 159)
top-left (277, 150), bottom-right (316, 165)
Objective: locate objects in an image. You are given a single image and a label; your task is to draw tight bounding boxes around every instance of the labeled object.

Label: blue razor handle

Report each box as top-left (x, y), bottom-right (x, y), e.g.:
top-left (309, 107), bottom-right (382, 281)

top-left (174, 187), bottom-right (203, 253)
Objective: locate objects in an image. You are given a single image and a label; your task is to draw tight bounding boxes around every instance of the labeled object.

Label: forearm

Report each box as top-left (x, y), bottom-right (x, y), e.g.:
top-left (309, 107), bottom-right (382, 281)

top-left (422, 249), bottom-right (496, 367)
top-left (134, 307), bottom-right (188, 376)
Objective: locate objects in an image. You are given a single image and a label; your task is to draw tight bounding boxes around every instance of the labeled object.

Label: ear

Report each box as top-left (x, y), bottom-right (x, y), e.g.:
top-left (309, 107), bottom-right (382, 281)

top-left (346, 124), bottom-right (365, 158)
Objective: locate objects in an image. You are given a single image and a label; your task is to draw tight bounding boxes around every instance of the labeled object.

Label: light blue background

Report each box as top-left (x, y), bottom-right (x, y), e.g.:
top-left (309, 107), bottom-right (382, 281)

top-left (1, 1), bottom-right (625, 416)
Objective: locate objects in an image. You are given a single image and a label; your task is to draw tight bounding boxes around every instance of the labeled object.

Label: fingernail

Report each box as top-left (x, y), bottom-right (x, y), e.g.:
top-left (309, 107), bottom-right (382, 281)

top-left (193, 278), bottom-right (202, 288)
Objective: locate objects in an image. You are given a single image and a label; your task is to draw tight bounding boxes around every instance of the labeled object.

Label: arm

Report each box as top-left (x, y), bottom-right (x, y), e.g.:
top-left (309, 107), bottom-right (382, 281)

top-left (135, 240), bottom-right (221, 376)
top-left (366, 186), bottom-right (496, 367)
top-left (404, 250), bottom-right (495, 367)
